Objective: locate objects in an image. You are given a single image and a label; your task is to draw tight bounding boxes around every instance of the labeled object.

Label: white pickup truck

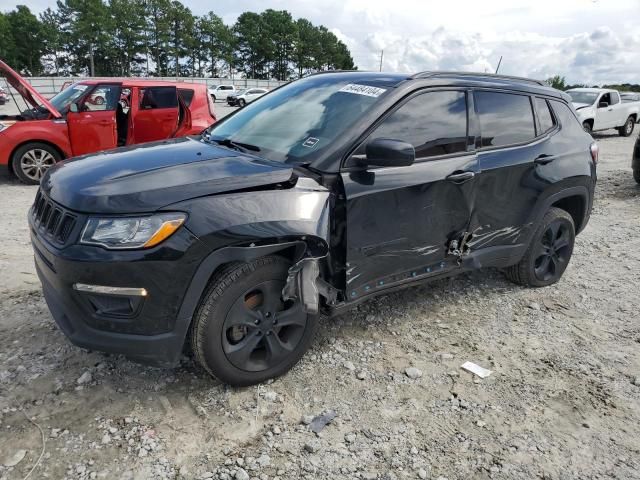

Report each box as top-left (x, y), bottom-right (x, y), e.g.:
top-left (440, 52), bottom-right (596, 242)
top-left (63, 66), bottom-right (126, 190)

top-left (567, 88), bottom-right (640, 136)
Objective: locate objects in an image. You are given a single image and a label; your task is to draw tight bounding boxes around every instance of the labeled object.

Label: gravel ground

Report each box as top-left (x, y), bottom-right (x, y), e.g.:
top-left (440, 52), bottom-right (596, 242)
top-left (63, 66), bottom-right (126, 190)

top-left (0, 130), bottom-right (639, 480)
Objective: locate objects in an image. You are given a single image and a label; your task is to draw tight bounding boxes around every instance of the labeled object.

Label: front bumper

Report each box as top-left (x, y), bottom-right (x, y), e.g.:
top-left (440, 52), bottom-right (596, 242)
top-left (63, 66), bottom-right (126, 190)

top-left (30, 212), bottom-right (207, 367)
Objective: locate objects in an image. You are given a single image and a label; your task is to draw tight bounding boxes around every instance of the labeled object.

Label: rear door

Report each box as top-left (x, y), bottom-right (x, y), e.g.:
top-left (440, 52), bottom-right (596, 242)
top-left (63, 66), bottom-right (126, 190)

top-left (132, 86), bottom-right (179, 143)
top-left (67, 84), bottom-right (120, 156)
top-left (471, 90), bottom-right (549, 253)
top-left (341, 89), bottom-right (478, 298)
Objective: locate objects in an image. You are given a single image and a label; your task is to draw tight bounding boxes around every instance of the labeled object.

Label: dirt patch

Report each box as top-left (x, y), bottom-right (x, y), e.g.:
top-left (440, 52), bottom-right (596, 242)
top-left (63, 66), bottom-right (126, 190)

top-left (1, 131), bottom-right (640, 480)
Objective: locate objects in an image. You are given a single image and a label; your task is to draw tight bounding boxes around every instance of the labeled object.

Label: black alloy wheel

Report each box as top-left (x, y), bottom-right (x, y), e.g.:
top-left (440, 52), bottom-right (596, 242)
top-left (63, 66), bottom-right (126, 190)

top-left (504, 207), bottom-right (575, 287)
top-left (222, 280), bottom-right (307, 372)
top-left (533, 220), bottom-right (572, 282)
top-left (190, 256), bottom-right (318, 386)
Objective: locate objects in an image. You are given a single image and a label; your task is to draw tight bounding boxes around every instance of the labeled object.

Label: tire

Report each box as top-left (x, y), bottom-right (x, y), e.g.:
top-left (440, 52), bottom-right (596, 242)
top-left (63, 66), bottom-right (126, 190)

top-left (190, 256), bottom-right (318, 386)
top-left (12, 142), bottom-right (61, 185)
top-left (211, 94), bottom-right (216, 102)
top-left (238, 98), bottom-right (246, 107)
top-left (634, 169), bottom-right (640, 185)
top-left (582, 121), bottom-right (592, 133)
top-left (618, 116), bottom-right (635, 137)
top-left (504, 207), bottom-right (575, 287)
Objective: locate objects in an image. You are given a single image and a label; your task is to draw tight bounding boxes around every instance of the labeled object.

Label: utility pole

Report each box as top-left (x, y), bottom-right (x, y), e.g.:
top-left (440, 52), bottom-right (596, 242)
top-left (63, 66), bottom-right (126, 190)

top-left (495, 56), bottom-right (503, 74)
top-left (379, 50), bottom-right (384, 72)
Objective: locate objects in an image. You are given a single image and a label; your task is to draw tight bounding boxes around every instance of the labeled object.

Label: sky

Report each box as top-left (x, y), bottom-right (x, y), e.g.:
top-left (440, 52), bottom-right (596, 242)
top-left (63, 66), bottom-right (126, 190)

top-left (7, 0), bottom-right (640, 84)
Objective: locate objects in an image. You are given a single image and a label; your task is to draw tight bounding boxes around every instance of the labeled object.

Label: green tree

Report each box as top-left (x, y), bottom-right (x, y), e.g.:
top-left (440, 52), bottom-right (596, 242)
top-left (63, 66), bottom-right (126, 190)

top-left (0, 12), bottom-right (17, 68)
top-left (40, 7), bottom-right (66, 74)
top-left (261, 9), bottom-right (296, 81)
top-left (166, 1), bottom-right (194, 77)
top-left (234, 12), bottom-right (270, 79)
top-left (108, 0), bottom-right (146, 76)
top-left (546, 75), bottom-right (567, 90)
top-left (6, 6), bottom-right (44, 74)
top-left (145, 0), bottom-right (171, 76)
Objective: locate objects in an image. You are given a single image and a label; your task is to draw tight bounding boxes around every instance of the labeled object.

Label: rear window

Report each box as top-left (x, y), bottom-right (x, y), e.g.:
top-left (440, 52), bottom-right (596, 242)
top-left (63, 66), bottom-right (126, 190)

top-left (139, 87), bottom-right (178, 109)
top-left (535, 97), bottom-right (555, 134)
top-left (178, 88), bottom-right (194, 107)
top-left (475, 91), bottom-right (536, 147)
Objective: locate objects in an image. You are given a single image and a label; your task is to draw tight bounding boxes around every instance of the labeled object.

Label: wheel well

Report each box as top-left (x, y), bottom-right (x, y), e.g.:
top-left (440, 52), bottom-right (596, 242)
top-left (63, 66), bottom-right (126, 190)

top-left (551, 195), bottom-right (585, 232)
top-left (582, 118), bottom-right (593, 128)
top-left (8, 140), bottom-right (66, 175)
top-left (629, 113), bottom-right (637, 122)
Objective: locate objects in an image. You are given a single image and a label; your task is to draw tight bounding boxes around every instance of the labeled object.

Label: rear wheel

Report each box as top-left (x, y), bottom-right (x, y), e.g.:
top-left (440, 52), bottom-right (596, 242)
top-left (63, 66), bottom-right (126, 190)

top-left (618, 116), bottom-right (635, 137)
top-left (190, 256), bottom-right (317, 386)
top-left (12, 142), bottom-right (61, 185)
top-left (504, 207), bottom-right (575, 287)
top-left (633, 169), bottom-right (640, 184)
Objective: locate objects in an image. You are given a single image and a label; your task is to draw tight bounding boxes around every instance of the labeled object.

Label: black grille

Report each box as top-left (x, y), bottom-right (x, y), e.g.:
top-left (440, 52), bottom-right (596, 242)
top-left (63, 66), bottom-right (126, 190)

top-left (32, 189), bottom-right (77, 245)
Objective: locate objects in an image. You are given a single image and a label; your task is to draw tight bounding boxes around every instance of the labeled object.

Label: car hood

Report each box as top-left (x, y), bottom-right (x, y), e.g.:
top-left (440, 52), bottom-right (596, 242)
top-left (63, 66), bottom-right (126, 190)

top-left (41, 137), bottom-right (295, 213)
top-left (571, 102), bottom-right (593, 110)
top-left (0, 60), bottom-right (62, 118)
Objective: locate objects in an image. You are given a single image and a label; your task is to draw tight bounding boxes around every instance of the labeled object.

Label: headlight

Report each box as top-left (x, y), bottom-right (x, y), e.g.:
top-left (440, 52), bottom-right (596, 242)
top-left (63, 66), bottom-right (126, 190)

top-left (80, 213), bottom-right (186, 249)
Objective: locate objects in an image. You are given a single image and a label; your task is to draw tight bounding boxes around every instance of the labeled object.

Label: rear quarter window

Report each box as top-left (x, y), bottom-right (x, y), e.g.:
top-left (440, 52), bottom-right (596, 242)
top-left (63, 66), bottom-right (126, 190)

top-left (178, 88), bottom-right (194, 107)
top-left (535, 97), bottom-right (556, 134)
top-left (550, 100), bottom-right (585, 136)
top-left (475, 91), bottom-right (536, 147)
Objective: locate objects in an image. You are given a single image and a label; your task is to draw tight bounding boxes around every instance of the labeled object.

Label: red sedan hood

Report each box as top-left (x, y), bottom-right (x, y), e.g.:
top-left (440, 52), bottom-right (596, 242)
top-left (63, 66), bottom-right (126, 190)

top-left (0, 60), bottom-right (62, 118)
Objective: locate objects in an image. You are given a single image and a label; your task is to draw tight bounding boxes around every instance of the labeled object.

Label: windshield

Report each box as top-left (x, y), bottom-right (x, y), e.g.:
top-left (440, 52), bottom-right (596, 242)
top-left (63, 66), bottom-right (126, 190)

top-left (567, 91), bottom-right (598, 105)
top-left (205, 76), bottom-right (390, 164)
top-left (49, 83), bottom-right (90, 112)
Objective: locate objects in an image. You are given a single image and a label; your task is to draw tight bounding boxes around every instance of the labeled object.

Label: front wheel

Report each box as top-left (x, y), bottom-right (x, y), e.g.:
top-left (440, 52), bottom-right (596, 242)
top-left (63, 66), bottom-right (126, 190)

top-left (238, 98), bottom-right (246, 107)
top-left (12, 142), bottom-right (61, 185)
top-left (582, 121), bottom-right (592, 133)
top-left (634, 169), bottom-right (640, 184)
top-left (190, 256), bottom-right (318, 386)
top-left (618, 116), bottom-right (635, 137)
top-left (504, 207), bottom-right (575, 287)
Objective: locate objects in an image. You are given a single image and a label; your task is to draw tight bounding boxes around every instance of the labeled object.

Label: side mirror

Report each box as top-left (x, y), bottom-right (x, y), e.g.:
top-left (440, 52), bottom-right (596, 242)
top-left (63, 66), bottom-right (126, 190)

top-left (69, 102), bottom-right (79, 113)
top-left (363, 138), bottom-right (415, 167)
top-left (598, 101), bottom-right (609, 108)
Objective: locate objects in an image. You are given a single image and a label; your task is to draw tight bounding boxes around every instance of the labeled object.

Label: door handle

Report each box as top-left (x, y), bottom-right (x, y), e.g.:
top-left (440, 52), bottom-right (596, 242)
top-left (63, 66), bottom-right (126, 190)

top-left (446, 171), bottom-right (475, 183)
top-left (534, 154), bottom-right (555, 165)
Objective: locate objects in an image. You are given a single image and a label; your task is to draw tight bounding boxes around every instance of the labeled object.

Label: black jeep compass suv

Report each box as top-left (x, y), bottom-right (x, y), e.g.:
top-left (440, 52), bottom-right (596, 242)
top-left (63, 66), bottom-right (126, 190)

top-left (30, 71), bottom-right (597, 386)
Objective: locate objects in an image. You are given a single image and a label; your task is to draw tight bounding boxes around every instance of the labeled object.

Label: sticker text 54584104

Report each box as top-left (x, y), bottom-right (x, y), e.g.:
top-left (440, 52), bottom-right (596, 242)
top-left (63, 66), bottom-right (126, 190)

top-left (339, 84), bottom-right (387, 98)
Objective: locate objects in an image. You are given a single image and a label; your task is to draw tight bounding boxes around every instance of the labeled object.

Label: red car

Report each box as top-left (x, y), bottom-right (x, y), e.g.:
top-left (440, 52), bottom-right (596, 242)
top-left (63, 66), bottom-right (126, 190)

top-left (0, 61), bottom-right (217, 184)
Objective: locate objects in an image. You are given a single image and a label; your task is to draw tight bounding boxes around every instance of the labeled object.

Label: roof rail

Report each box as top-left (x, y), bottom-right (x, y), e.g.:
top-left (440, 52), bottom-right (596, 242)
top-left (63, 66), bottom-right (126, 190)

top-left (412, 71), bottom-right (546, 87)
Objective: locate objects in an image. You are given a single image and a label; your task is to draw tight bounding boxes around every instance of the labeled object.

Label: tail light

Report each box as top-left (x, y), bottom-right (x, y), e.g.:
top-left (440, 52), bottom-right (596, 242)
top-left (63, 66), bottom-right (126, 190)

top-left (590, 142), bottom-right (599, 165)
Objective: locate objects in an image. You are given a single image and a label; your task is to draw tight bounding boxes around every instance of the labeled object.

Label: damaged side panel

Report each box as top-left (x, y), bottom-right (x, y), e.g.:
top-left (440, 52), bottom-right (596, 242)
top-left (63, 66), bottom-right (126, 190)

top-left (171, 177), bottom-right (339, 313)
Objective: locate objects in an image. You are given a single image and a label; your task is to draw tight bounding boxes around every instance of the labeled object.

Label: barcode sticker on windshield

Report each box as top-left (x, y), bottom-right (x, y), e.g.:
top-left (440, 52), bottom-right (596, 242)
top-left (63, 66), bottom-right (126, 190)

top-left (339, 84), bottom-right (387, 98)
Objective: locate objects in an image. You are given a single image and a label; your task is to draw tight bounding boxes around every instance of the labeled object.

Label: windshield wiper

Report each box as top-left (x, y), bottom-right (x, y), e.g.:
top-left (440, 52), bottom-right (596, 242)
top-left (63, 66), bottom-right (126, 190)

top-left (205, 135), bottom-right (261, 153)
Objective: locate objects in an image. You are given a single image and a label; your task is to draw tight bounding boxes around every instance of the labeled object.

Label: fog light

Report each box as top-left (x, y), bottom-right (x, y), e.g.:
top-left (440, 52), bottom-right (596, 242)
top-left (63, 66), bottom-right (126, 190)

top-left (73, 284), bottom-right (148, 297)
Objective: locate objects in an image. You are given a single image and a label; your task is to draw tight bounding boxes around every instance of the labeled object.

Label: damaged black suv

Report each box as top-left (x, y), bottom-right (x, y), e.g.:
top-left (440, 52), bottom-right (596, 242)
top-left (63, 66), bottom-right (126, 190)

top-left (30, 72), bottom-right (597, 386)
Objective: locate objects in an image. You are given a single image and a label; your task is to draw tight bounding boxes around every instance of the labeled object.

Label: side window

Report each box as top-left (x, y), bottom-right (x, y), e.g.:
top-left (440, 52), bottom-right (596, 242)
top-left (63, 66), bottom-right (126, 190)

top-left (599, 93), bottom-right (611, 106)
top-left (550, 100), bottom-right (585, 136)
top-left (363, 90), bottom-right (468, 160)
top-left (475, 91), bottom-right (535, 147)
top-left (83, 85), bottom-right (120, 111)
top-left (535, 97), bottom-right (555, 134)
top-left (178, 88), bottom-right (195, 107)
top-left (139, 87), bottom-right (178, 110)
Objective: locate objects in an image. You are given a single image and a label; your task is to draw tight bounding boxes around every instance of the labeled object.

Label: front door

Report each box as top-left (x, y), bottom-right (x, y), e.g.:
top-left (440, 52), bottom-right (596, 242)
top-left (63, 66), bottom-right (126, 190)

top-left (67, 84), bottom-right (120, 156)
top-left (341, 89), bottom-right (478, 300)
top-left (132, 86), bottom-right (179, 143)
top-left (594, 92), bottom-right (616, 130)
